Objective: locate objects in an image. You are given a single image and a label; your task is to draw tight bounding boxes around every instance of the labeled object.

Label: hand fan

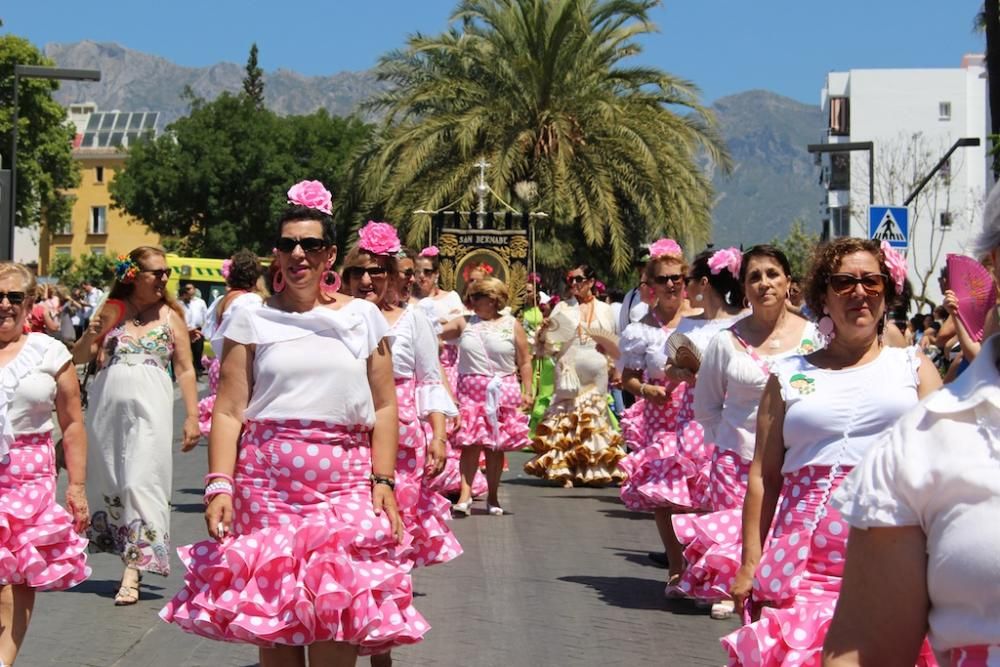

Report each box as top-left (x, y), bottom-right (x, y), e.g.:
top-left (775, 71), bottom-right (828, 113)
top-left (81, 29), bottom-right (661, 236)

top-left (93, 298), bottom-right (126, 339)
top-left (545, 307), bottom-right (579, 345)
top-left (666, 331), bottom-right (701, 372)
top-left (946, 254), bottom-right (996, 342)
top-left (585, 327), bottom-right (620, 360)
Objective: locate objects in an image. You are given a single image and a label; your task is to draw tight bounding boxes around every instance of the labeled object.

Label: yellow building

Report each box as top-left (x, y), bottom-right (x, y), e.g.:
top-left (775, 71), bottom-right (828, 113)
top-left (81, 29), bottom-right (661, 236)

top-left (39, 106), bottom-right (161, 275)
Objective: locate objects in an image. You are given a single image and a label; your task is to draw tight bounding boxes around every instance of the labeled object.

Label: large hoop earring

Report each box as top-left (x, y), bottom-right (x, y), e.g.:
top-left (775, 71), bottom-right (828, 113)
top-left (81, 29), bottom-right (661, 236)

top-left (272, 268), bottom-right (286, 294)
top-left (322, 265), bottom-right (341, 294)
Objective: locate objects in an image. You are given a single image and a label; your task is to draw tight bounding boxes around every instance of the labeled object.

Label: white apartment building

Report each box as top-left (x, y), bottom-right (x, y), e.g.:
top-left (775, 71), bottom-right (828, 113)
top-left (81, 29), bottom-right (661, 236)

top-left (817, 54), bottom-right (990, 306)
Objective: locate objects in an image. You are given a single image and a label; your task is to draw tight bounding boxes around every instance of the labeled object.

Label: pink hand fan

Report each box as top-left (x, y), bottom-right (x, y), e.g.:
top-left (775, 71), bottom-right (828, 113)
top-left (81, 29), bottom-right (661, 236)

top-left (946, 254), bottom-right (996, 342)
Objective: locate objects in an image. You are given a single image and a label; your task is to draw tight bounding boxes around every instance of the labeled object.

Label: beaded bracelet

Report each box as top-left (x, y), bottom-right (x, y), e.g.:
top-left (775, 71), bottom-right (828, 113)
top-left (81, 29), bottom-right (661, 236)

top-left (204, 480), bottom-right (234, 504)
top-left (204, 472), bottom-right (235, 486)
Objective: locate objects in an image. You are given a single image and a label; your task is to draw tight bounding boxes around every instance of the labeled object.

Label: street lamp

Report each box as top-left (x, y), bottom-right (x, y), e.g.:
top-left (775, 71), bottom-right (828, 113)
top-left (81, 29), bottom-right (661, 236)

top-left (807, 141), bottom-right (875, 205)
top-left (7, 65), bottom-right (101, 261)
top-left (902, 137), bottom-right (981, 206)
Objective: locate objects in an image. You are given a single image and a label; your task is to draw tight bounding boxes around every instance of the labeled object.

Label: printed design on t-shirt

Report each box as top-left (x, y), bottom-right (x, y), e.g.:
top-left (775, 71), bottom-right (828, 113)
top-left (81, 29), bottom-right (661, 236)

top-left (797, 338), bottom-right (817, 354)
top-left (788, 373), bottom-right (816, 395)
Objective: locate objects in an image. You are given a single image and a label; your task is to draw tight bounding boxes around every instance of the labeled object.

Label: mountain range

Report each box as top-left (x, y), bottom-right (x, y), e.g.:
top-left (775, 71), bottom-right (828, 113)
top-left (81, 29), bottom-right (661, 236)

top-left (45, 40), bottom-right (825, 246)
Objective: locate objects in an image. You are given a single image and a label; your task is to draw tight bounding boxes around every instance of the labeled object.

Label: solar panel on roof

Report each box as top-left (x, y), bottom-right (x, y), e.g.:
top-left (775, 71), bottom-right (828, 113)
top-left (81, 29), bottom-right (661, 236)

top-left (114, 113), bottom-right (129, 130)
top-left (85, 115), bottom-right (101, 131)
top-left (99, 113), bottom-right (115, 130)
top-left (128, 113), bottom-right (144, 130)
top-left (82, 132), bottom-right (96, 147)
top-left (143, 113), bottom-right (158, 129)
top-left (110, 132), bottom-right (124, 147)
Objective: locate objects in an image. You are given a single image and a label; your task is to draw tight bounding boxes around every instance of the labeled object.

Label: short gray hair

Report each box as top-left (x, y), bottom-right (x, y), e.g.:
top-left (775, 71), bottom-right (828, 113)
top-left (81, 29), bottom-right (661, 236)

top-left (975, 181), bottom-right (1000, 257)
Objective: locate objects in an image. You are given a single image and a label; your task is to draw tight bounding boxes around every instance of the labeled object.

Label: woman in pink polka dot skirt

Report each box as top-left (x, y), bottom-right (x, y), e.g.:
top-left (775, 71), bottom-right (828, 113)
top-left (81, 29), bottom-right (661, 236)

top-left (160, 185), bottom-right (428, 666)
top-left (341, 234), bottom-right (463, 567)
top-left (722, 239), bottom-right (940, 666)
top-left (671, 246), bottom-right (817, 619)
top-left (197, 249), bottom-right (264, 437)
top-left (0, 263), bottom-right (91, 666)
top-left (415, 251), bottom-right (489, 501)
top-left (440, 277), bottom-right (533, 516)
top-left (617, 240), bottom-right (697, 588)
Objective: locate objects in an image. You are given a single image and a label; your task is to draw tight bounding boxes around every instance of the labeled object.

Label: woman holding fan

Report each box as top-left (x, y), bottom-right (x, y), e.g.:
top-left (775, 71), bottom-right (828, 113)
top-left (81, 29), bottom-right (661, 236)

top-left (75, 246), bottom-right (200, 605)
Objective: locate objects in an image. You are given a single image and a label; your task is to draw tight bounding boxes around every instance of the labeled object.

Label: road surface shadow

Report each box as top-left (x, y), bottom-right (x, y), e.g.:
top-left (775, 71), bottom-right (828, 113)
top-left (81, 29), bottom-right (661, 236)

top-left (598, 508), bottom-right (652, 521)
top-left (66, 578), bottom-right (165, 600)
top-left (607, 547), bottom-right (667, 569)
top-left (558, 575), bottom-right (705, 615)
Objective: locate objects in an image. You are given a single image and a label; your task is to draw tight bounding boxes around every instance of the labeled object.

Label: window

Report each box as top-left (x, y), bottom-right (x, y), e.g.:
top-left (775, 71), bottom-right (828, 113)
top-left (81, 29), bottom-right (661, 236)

top-left (95, 166), bottom-right (104, 183)
top-left (49, 218), bottom-right (71, 235)
top-left (939, 102), bottom-right (952, 120)
top-left (825, 206), bottom-right (851, 238)
top-left (90, 246), bottom-right (106, 256)
top-left (90, 206), bottom-right (107, 234)
top-left (829, 153), bottom-right (851, 191)
top-left (829, 97), bottom-right (850, 136)
top-left (939, 211), bottom-right (953, 230)
top-left (54, 246), bottom-right (71, 257)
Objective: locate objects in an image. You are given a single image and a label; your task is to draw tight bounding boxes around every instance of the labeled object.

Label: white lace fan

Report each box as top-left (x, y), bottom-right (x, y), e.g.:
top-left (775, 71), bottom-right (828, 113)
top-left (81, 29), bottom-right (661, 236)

top-left (544, 307), bottom-right (579, 345)
top-left (666, 331), bottom-right (701, 372)
top-left (585, 327), bottom-right (620, 360)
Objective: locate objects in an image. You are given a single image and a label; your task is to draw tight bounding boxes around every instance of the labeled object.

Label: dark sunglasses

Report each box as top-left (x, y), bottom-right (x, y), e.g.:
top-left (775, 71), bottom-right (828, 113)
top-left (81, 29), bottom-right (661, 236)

top-left (566, 275), bottom-right (588, 285)
top-left (420, 268), bottom-right (436, 277)
top-left (275, 236), bottom-right (329, 254)
top-left (400, 269), bottom-right (415, 278)
top-left (829, 273), bottom-right (888, 296)
top-left (683, 276), bottom-right (697, 285)
top-left (345, 266), bottom-right (388, 280)
top-left (650, 273), bottom-right (684, 286)
top-left (140, 268), bottom-right (173, 279)
top-left (0, 291), bottom-right (26, 305)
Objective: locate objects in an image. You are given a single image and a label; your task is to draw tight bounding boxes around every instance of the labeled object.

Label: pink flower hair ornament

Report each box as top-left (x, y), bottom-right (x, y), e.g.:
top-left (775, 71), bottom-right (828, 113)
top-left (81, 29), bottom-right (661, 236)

top-left (287, 180), bottom-right (333, 215)
top-left (419, 246), bottom-right (440, 257)
top-left (880, 241), bottom-right (907, 294)
top-left (358, 221), bottom-right (402, 256)
top-left (527, 272), bottom-right (542, 285)
top-left (708, 247), bottom-right (742, 279)
top-left (221, 259), bottom-right (232, 280)
top-left (648, 238), bottom-right (683, 259)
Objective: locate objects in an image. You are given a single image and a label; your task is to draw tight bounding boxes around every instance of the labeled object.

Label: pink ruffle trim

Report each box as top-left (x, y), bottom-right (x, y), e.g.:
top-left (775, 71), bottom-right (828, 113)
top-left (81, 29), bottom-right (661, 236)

top-left (0, 435), bottom-right (91, 590)
top-left (618, 419), bottom-right (711, 512)
top-left (159, 513), bottom-right (428, 654)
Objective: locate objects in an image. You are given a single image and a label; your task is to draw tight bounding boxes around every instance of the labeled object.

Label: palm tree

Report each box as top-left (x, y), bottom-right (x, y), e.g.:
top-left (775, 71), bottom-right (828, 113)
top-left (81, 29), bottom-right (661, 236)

top-left (344, 0), bottom-right (730, 272)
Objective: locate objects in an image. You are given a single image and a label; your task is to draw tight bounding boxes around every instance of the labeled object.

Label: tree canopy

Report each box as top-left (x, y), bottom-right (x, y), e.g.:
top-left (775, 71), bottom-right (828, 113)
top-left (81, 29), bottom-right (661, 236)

top-left (0, 35), bottom-right (80, 230)
top-left (343, 0), bottom-right (730, 273)
top-left (110, 93), bottom-right (372, 256)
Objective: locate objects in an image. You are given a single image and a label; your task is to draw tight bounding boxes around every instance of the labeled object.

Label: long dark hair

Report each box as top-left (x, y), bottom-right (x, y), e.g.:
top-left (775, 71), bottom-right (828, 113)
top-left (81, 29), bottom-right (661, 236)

top-left (690, 250), bottom-right (743, 307)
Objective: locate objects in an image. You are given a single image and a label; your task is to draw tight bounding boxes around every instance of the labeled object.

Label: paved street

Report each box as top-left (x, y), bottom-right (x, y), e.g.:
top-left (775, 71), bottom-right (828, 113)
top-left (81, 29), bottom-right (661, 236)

top-left (19, 388), bottom-right (736, 666)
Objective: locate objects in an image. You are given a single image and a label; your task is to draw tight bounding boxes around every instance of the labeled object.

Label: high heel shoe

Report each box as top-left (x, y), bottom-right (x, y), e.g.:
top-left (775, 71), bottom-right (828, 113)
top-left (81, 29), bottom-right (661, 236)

top-left (452, 500), bottom-right (472, 516)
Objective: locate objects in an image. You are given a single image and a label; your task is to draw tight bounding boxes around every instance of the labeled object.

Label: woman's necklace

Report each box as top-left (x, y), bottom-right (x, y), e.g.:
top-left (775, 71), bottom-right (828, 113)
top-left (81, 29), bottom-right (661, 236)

top-left (129, 300), bottom-right (159, 327)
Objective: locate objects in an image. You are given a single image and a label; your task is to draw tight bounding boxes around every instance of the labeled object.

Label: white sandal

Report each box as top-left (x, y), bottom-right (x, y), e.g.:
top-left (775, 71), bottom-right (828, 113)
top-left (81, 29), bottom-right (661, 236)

top-left (452, 500), bottom-right (472, 516)
top-left (486, 504), bottom-right (506, 516)
top-left (710, 600), bottom-right (736, 620)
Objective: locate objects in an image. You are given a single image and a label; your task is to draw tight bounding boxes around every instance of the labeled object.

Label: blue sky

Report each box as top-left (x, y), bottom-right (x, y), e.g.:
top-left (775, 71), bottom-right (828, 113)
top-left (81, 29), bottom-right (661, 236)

top-left (2, 1), bottom-right (986, 105)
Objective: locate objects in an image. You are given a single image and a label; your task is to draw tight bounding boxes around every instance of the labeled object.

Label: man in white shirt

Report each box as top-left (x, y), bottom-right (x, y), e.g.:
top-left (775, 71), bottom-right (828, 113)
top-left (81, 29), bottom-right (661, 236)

top-left (180, 283), bottom-right (208, 376)
top-left (80, 279), bottom-right (105, 329)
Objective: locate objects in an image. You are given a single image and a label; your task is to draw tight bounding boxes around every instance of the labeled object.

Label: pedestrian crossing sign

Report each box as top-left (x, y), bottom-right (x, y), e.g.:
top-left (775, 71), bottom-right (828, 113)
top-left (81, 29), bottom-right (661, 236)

top-left (869, 206), bottom-right (909, 249)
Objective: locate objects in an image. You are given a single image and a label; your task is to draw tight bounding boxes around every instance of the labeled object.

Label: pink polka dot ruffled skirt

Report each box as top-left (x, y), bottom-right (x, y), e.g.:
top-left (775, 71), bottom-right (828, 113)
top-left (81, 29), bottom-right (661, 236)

top-left (159, 419), bottom-right (428, 654)
top-left (453, 374), bottom-right (529, 452)
top-left (721, 466), bottom-right (937, 666)
top-left (197, 357), bottom-right (222, 437)
top-left (0, 433), bottom-right (91, 590)
top-left (394, 378), bottom-right (462, 568)
top-left (670, 449), bottom-right (752, 601)
top-left (619, 381), bottom-right (711, 512)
